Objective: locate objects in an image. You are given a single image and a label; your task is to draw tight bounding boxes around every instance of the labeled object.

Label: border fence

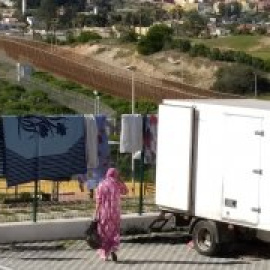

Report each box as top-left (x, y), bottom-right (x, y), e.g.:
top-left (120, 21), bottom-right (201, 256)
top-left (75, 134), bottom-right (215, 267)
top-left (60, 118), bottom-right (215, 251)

top-left (0, 36), bottom-right (241, 104)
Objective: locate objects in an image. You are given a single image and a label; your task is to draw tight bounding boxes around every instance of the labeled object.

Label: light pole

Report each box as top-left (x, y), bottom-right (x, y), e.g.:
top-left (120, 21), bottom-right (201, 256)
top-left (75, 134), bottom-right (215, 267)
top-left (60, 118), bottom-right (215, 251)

top-left (126, 65), bottom-right (137, 195)
top-left (254, 72), bottom-right (258, 98)
top-left (93, 90), bottom-right (100, 114)
top-left (22, 0), bottom-right (27, 16)
top-left (126, 65), bottom-right (136, 113)
top-left (181, 60), bottom-right (184, 83)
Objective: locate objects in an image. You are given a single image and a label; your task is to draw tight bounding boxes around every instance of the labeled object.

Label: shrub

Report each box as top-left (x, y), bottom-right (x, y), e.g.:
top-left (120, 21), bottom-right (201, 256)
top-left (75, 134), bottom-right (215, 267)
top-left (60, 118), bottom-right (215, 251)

top-left (77, 31), bottom-right (102, 43)
top-left (189, 43), bottom-right (210, 57)
top-left (172, 39), bottom-right (191, 52)
top-left (137, 24), bottom-right (173, 55)
top-left (212, 65), bottom-right (268, 95)
top-left (209, 48), bottom-right (223, 61)
top-left (120, 30), bottom-right (138, 43)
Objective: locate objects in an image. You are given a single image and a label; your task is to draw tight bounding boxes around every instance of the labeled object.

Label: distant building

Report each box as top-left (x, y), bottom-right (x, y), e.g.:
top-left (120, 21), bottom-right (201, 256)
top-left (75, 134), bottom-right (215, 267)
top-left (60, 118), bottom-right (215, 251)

top-left (257, 0), bottom-right (270, 11)
top-left (209, 25), bottom-right (231, 36)
top-left (198, 2), bottom-right (214, 13)
top-left (0, 0), bottom-right (14, 7)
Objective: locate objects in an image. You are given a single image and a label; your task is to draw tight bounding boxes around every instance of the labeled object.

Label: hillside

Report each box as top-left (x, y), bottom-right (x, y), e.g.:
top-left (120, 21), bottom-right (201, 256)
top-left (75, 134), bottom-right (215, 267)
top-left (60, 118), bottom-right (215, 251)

top-left (192, 35), bottom-right (270, 61)
top-left (70, 43), bottom-right (223, 90)
top-left (68, 35), bottom-right (270, 91)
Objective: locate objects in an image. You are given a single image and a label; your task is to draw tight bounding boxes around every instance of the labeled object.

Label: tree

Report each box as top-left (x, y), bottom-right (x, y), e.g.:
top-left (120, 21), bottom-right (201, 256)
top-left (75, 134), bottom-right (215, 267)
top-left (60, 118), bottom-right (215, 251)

top-left (169, 4), bottom-right (183, 20)
top-left (189, 43), bottom-right (210, 57)
top-left (218, 2), bottom-right (226, 16)
top-left (213, 65), bottom-right (256, 95)
top-left (209, 48), bottom-right (223, 61)
top-left (77, 31), bottom-right (102, 43)
top-left (92, 0), bottom-right (112, 26)
top-left (38, 0), bottom-right (57, 31)
top-left (120, 30), bottom-right (138, 43)
top-left (173, 39), bottom-right (191, 52)
top-left (182, 11), bottom-right (207, 37)
top-left (137, 24), bottom-right (173, 55)
top-left (227, 2), bottom-right (242, 17)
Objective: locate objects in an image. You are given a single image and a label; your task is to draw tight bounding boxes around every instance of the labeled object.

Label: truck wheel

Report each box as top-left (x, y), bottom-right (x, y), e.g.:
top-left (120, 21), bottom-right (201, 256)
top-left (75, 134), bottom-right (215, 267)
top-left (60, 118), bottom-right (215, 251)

top-left (192, 220), bottom-right (220, 256)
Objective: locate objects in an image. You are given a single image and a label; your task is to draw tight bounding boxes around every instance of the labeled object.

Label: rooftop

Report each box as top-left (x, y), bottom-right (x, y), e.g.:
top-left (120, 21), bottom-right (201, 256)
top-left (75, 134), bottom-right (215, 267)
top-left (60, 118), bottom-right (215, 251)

top-left (164, 99), bottom-right (270, 111)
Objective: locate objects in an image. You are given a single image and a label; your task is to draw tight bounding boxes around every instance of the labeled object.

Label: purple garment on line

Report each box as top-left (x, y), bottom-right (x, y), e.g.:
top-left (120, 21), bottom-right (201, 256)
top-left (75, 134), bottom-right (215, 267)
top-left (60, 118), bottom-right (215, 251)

top-left (78, 115), bottom-right (110, 189)
top-left (96, 168), bottom-right (128, 259)
top-left (143, 115), bottom-right (158, 164)
top-left (90, 115), bottom-right (110, 185)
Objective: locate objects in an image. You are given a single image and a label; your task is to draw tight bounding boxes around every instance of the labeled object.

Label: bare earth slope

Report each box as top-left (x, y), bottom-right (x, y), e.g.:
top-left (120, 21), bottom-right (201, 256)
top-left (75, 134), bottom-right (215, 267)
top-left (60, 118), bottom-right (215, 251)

top-left (70, 43), bottom-right (222, 90)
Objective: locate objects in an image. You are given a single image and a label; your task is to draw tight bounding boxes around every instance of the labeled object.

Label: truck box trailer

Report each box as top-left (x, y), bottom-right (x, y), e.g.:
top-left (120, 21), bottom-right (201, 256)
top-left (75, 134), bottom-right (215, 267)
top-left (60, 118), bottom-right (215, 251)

top-left (155, 99), bottom-right (270, 256)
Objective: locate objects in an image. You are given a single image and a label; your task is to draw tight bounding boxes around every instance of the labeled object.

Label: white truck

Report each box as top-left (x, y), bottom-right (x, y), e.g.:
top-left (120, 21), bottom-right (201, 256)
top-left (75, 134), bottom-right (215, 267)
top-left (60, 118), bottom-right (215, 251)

top-left (155, 99), bottom-right (270, 256)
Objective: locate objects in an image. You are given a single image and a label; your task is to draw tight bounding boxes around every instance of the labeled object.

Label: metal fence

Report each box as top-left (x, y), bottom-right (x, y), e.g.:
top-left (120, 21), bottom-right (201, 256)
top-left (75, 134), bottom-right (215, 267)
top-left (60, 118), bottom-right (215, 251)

top-left (0, 36), bottom-right (242, 104)
top-left (20, 78), bottom-right (115, 116)
top-left (0, 145), bottom-right (157, 223)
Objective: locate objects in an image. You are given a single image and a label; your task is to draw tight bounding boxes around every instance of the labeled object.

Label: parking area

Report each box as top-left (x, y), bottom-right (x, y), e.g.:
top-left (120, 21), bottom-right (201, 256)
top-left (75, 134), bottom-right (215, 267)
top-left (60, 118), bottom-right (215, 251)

top-left (0, 232), bottom-right (269, 270)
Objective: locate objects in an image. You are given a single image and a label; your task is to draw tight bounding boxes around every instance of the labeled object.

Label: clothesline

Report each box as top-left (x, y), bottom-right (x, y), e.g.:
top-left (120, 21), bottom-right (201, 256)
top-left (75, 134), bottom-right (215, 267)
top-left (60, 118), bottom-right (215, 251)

top-left (0, 114), bottom-right (158, 188)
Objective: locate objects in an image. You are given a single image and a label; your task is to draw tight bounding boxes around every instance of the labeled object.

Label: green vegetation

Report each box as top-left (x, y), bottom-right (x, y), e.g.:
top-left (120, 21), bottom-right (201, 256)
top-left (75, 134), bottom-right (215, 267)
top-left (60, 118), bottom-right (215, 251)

top-left (76, 31), bottom-right (102, 44)
top-left (138, 24), bottom-right (173, 55)
top-left (172, 38), bottom-right (270, 74)
top-left (213, 65), bottom-right (255, 95)
top-left (33, 72), bottom-right (158, 116)
top-left (192, 35), bottom-right (259, 51)
top-left (251, 51), bottom-right (270, 61)
top-left (0, 79), bottom-right (74, 115)
top-left (192, 36), bottom-right (270, 61)
top-left (212, 65), bottom-right (270, 95)
top-left (120, 30), bottom-right (138, 43)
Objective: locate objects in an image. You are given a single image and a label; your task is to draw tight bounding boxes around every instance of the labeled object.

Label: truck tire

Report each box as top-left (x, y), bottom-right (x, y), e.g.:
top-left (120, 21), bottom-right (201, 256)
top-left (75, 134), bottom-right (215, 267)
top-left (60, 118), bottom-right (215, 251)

top-left (192, 220), bottom-right (220, 256)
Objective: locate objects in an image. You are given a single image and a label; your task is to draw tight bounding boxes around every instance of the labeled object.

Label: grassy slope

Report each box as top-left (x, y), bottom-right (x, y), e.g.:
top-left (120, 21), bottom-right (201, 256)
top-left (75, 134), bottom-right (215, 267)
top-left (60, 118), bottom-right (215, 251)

top-left (193, 35), bottom-right (270, 60)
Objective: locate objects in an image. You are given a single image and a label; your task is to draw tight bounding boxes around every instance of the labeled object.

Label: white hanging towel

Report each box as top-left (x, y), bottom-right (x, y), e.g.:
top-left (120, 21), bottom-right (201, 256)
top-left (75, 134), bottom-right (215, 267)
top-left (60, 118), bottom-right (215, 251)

top-left (84, 114), bottom-right (98, 168)
top-left (120, 114), bottom-right (143, 153)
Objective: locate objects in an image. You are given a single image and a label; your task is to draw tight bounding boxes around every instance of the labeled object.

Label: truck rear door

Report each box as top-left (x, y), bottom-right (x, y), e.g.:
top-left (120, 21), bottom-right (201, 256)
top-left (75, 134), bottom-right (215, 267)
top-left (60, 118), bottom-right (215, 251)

top-left (222, 114), bottom-right (262, 225)
top-left (156, 104), bottom-right (194, 212)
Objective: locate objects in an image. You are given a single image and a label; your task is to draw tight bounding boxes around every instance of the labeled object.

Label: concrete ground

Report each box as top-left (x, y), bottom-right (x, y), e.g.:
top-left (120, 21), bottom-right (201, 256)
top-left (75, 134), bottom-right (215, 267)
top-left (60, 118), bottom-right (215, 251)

top-left (0, 232), bottom-right (269, 270)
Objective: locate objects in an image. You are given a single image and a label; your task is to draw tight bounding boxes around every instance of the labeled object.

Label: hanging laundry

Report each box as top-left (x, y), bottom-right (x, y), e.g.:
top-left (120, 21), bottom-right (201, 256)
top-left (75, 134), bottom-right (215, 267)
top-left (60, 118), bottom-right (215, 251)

top-left (77, 114), bottom-right (98, 191)
top-left (88, 115), bottom-right (110, 187)
top-left (3, 115), bottom-right (87, 187)
top-left (120, 114), bottom-right (143, 153)
top-left (144, 115), bottom-right (158, 164)
top-left (0, 118), bottom-right (6, 177)
top-left (84, 114), bottom-right (98, 169)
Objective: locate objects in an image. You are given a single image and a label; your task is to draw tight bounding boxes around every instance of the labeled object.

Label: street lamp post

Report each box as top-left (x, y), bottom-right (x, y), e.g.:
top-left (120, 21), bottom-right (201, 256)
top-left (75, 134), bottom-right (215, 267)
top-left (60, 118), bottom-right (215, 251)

top-left (131, 71), bottom-right (135, 114)
top-left (181, 60), bottom-right (184, 83)
top-left (93, 90), bottom-right (100, 114)
top-left (22, 0), bottom-right (27, 15)
top-left (254, 73), bottom-right (258, 98)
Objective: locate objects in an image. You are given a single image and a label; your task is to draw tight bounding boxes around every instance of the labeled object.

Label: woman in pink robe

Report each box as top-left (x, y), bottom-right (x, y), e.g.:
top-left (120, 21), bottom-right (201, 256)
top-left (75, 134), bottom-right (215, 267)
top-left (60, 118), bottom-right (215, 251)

top-left (95, 168), bottom-right (128, 262)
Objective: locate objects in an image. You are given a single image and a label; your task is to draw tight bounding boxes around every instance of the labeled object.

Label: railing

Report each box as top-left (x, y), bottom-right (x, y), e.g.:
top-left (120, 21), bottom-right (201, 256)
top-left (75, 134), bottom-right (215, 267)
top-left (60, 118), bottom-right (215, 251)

top-left (0, 148), bottom-right (157, 223)
top-left (0, 177), bottom-right (157, 223)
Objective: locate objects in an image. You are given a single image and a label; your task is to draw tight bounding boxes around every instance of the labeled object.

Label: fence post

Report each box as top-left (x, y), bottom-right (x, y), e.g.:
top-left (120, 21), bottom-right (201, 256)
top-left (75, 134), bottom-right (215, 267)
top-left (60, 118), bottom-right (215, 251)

top-left (138, 116), bottom-right (145, 215)
top-left (32, 179), bottom-right (38, 222)
top-left (139, 150), bottom-right (144, 216)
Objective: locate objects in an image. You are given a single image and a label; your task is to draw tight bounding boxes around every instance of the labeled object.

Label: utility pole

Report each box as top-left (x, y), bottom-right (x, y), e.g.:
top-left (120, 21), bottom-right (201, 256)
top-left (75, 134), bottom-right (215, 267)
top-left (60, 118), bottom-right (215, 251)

top-left (181, 60), bottom-right (184, 83)
top-left (93, 90), bottom-right (100, 114)
top-left (254, 73), bottom-right (258, 98)
top-left (22, 0), bottom-right (27, 15)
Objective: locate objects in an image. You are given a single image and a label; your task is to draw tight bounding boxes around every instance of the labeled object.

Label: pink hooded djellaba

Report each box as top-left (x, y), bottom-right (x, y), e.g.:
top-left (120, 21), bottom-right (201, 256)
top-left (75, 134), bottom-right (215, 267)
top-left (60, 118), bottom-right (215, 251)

top-left (95, 168), bottom-right (128, 260)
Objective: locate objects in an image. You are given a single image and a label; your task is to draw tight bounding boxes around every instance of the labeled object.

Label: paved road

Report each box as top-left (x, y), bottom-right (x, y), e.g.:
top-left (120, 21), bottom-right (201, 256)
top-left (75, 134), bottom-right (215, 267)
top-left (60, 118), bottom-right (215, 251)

top-left (0, 232), bottom-right (269, 270)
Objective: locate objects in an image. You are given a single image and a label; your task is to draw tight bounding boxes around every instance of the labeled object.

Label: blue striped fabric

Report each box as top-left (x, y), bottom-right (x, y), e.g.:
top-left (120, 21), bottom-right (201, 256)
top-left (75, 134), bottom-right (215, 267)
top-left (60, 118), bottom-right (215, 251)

top-left (0, 118), bottom-right (6, 176)
top-left (3, 115), bottom-right (87, 187)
